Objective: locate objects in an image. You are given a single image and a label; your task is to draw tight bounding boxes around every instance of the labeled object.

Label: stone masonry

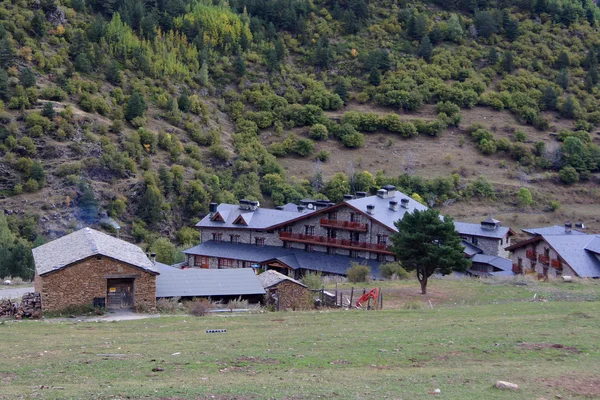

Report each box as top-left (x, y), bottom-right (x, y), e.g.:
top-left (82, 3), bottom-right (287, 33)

top-left (267, 280), bottom-right (310, 310)
top-left (35, 256), bottom-right (157, 312)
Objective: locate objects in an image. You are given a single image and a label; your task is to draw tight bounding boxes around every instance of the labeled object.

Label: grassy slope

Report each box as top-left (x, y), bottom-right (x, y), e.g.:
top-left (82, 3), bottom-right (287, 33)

top-left (2, 280), bottom-right (600, 399)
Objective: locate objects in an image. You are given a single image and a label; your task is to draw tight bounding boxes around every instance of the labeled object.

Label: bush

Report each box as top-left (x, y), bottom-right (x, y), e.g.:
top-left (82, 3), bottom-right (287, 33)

top-left (186, 298), bottom-right (214, 316)
top-left (379, 262), bottom-right (409, 280)
top-left (341, 132), bottom-right (365, 148)
top-left (548, 200), bottom-right (561, 212)
top-left (157, 297), bottom-right (181, 314)
top-left (308, 123), bottom-right (328, 140)
top-left (314, 150), bottom-right (330, 162)
top-left (227, 297), bottom-right (249, 311)
top-left (347, 263), bottom-right (371, 283)
top-left (559, 166), bottom-right (579, 184)
top-left (301, 272), bottom-right (323, 290)
top-left (294, 138), bottom-right (314, 156)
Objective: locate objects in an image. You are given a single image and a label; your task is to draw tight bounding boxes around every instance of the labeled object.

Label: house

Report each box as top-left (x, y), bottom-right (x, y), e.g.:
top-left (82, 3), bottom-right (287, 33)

top-left (183, 185), bottom-right (424, 278)
top-left (521, 224), bottom-right (586, 238)
top-left (32, 227), bottom-right (159, 312)
top-left (505, 224), bottom-right (600, 278)
top-left (455, 218), bottom-right (515, 258)
top-left (257, 270), bottom-right (308, 310)
top-left (155, 262), bottom-right (265, 302)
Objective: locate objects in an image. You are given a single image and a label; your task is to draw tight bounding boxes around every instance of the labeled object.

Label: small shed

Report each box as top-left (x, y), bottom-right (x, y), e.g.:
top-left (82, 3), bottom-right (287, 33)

top-left (257, 270), bottom-right (308, 310)
top-left (32, 228), bottom-right (159, 312)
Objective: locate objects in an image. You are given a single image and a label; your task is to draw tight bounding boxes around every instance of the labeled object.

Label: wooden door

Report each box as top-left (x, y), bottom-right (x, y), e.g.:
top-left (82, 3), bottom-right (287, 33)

top-left (201, 256), bottom-right (209, 269)
top-left (107, 279), bottom-right (134, 309)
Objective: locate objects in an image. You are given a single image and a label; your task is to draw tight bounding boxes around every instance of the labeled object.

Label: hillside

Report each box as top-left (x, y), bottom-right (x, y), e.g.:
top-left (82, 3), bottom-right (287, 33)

top-left (1, 0), bottom-right (600, 275)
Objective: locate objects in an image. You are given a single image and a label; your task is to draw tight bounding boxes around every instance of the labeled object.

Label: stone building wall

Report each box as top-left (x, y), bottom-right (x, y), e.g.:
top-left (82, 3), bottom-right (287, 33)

top-left (463, 235), bottom-right (510, 258)
top-left (35, 256), bottom-right (157, 312)
top-left (268, 280), bottom-right (309, 310)
top-left (509, 241), bottom-right (575, 278)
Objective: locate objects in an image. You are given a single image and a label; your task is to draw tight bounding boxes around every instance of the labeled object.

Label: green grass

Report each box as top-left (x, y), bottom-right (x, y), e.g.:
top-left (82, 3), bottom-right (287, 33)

top-left (1, 281), bottom-right (600, 400)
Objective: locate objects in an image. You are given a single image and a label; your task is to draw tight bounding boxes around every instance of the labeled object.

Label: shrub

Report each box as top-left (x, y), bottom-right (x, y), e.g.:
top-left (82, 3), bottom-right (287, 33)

top-left (559, 166), bottom-right (579, 184)
top-left (186, 298), bottom-right (214, 316)
top-left (514, 130), bottom-right (527, 142)
top-left (227, 297), bottom-right (249, 311)
top-left (516, 187), bottom-right (533, 207)
top-left (314, 150), bottom-right (330, 162)
top-left (301, 272), bottom-right (323, 290)
top-left (347, 263), bottom-right (371, 283)
top-left (308, 123), bottom-right (328, 140)
top-left (548, 200), bottom-right (561, 212)
top-left (379, 262), bottom-right (409, 280)
top-left (294, 138), bottom-right (314, 156)
top-left (341, 132), bottom-right (365, 148)
top-left (157, 297), bottom-right (181, 314)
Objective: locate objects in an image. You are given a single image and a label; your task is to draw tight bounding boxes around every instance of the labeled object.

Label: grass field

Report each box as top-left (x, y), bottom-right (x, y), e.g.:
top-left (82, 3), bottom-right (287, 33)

top-left (2, 279), bottom-right (600, 400)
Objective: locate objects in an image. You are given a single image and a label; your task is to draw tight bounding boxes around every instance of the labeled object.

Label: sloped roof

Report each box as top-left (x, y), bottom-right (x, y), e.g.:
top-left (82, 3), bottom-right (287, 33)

top-left (522, 225), bottom-right (586, 236)
top-left (543, 235), bottom-right (600, 278)
top-left (33, 227), bottom-right (158, 276)
top-left (155, 262), bottom-right (265, 298)
top-left (454, 222), bottom-right (512, 239)
top-left (471, 254), bottom-right (512, 272)
top-left (585, 237), bottom-right (600, 255)
top-left (183, 241), bottom-right (381, 277)
top-left (462, 240), bottom-right (483, 257)
top-left (345, 193), bottom-right (428, 232)
top-left (257, 270), bottom-right (307, 289)
top-left (196, 203), bottom-right (312, 230)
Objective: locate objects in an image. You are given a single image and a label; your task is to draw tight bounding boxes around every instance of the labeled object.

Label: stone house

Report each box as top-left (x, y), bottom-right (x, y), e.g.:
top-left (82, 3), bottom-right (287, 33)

top-left (257, 270), bottom-right (309, 310)
top-left (505, 229), bottom-right (600, 279)
top-left (455, 218), bottom-right (515, 258)
top-left (33, 228), bottom-right (159, 312)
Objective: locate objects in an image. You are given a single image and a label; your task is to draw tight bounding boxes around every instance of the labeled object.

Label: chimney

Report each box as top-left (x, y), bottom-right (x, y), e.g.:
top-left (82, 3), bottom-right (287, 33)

top-left (400, 198), bottom-right (409, 208)
top-left (565, 222), bottom-right (572, 233)
top-left (275, 205), bottom-right (284, 210)
top-left (343, 194), bottom-right (354, 201)
top-left (249, 200), bottom-right (259, 211)
top-left (116, 226), bottom-right (120, 238)
top-left (389, 200), bottom-right (398, 211)
top-left (377, 189), bottom-right (388, 198)
top-left (150, 253), bottom-right (156, 264)
top-left (239, 199), bottom-right (250, 210)
top-left (327, 202), bottom-right (335, 207)
top-left (382, 185), bottom-right (396, 198)
top-left (366, 204), bottom-right (375, 215)
top-left (575, 222), bottom-right (586, 229)
top-left (297, 205), bottom-right (305, 213)
top-left (209, 202), bottom-right (218, 216)
top-left (315, 200), bottom-right (330, 210)
top-left (355, 191), bottom-right (367, 198)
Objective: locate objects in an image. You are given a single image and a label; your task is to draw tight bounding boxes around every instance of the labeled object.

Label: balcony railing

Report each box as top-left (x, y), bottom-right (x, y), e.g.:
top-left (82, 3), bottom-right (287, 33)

top-left (320, 218), bottom-right (368, 232)
top-left (538, 254), bottom-right (550, 265)
top-left (551, 259), bottom-right (563, 269)
top-left (526, 250), bottom-right (537, 261)
top-left (279, 231), bottom-right (392, 254)
top-left (512, 264), bottom-right (523, 274)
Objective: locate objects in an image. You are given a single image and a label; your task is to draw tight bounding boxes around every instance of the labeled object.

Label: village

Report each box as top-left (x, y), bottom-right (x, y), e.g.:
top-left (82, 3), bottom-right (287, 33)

top-left (2, 185), bottom-right (598, 317)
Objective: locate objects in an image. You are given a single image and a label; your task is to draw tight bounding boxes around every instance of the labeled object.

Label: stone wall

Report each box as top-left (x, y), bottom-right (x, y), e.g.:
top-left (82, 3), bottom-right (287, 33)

top-left (36, 256), bottom-right (157, 312)
top-left (509, 241), bottom-right (575, 278)
top-left (463, 235), bottom-right (510, 258)
top-left (267, 280), bottom-right (309, 310)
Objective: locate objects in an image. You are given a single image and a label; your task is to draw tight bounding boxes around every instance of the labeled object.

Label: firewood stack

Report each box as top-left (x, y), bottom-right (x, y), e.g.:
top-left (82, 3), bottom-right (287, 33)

top-left (0, 293), bottom-right (42, 319)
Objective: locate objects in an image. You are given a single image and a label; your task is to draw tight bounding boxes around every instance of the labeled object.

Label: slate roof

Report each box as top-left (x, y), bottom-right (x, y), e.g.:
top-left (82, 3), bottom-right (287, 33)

top-left (184, 241), bottom-right (382, 277)
top-left (155, 262), bottom-right (265, 298)
top-left (522, 225), bottom-right (586, 236)
top-left (196, 203), bottom-right (312, 230)
top-left (462, 240), bottom-right (483, 257)
top-left (471, 254), bottom-right (513, 275)
top-left (543, 235), bottom-right (600, 278)
top-left (257, 270), bottom-right (307, 289)
top-left (345, 192), bottom-right (428, 231)
top-left (585, 237), bottom-right (600, 255)
top-left (454, 222), bottom-right (511, 239)
top-left (32, 227), bottom-right (158, 276)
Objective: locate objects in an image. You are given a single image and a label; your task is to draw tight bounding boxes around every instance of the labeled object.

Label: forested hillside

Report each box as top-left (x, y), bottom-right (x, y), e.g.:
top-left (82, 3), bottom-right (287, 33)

top-left (2, 0), bottom-right (600, 277)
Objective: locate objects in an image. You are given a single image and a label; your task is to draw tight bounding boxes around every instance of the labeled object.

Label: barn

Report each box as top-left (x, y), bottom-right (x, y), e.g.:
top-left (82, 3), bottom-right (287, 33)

top-left (33, 228), bottom-right (159, 312)
top-left (257, 270), bottom-right (309, 310)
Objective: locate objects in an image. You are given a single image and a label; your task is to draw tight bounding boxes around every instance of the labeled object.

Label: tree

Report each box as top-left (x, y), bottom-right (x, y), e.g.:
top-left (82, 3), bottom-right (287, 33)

top-left (562, 136), bottom-right (587, 170)
top-left (446, 14), bottom-right (463, 42)
top-left (487, 47), bottom-right (498, 65)
top-left (390, 209), bottom-right (468, 294)
top-left (125, 91), bottom-right (146, 121)
top-left (20, 68), bottom-right (36, 88)
top-left (417, 36), bottom-right (433, 62)
top-left (560, 96), bottom-right (578, 119)
top-left (78, 181), bottom-right (99, 223)
top-left (325, 172), bottom-right (350, 202)
top-left (233, 55), bottom-right (246, 77)
top-left (0, 37), bottom-right (16, 68)
top-left (0, 68), bottom-right (8, 100)
top-left (504, 18), bottom-right (519, 41)
top-left (105, 61), bottom-right (122, 85)
top-left (198, 61), bottom-right (209, 86)
top-left (31, 10), bottom-right (46, 37)
top-left (501, 51), bottom-right (514, 73)
top-left (313, 36), bottom-right (332, 68)
top-left (516, 187), bottom-right (533, 207)
top-left (41, 102), bottom-right (56, 119)
top-left (178, 92), bottom-right (190, 113)
top-left (541, 86), bottom-right (558, 111)
top-left (369, 67), bottom-right (381, 86)
top-left (559, 166), bottom-right (579, 184)
top-left (137, 184), bottom-right (164, 226)
top-left (408, 14), bottom-right (428, 41)
top-left (334, 80), bottom-right (349, 104)
top-left (557, 68), bottom-right (569, 89)
top-left (151, 237), bottom-right (180, 265)
top-left (555, 51), bottom-right (570, 69)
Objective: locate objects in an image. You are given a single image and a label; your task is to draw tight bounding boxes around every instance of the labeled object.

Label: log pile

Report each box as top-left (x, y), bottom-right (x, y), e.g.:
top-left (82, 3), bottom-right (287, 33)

top-left (0, 292), bottom-right (42, 319)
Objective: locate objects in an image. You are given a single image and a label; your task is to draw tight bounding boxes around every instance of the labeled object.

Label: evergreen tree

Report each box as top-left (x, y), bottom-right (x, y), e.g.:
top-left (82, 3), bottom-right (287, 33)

top-left (178, 92), bottom-right (190, 113)
top-left (417, 36), bottom-right (433, 62)
top-left (105, 61), bottom-right (122, 85)
top-left (78, 181), bottom-right (99, 223)
top-left (30, 161), bottom-right (45, 186)
top-left (557, 68), bottom-right (569, 89)
top-left (505, 18), bottom-right (519, 42)
top-left (541, 86), bottom-right (558, 110)
top-left (137, 185), bottom-right (164, 226)
top-left (275, 37), bottom-right (287, 62)
top-left (555, 51), bottom-right (570, 69)
top-left (501, 50), bottom-right (514, 73)
top-left (313, 36), bottom-right (332, 68)
top-left (342, 10), bottom-right (360, 34)
top-left (69, 29), bottom-right (89, 58)
top-left (0, 37), bottom-right (15, 69)
top-left (125, 91), bottom-right (146, 121)
top-left (560, 96), bottom-right (577, 119)
top-left (488, 47), bottom-right (499, 65)
top-left (369, 66), bottom-right (381, 86)
top-left (233, 55), bottom-right (246, 77)
top-left (390, 209), bottom-right (468, 295)
top-left (19, 68), bottom-right (36, 88)
top-left (75, 53), bottom-right (92, 73)
top-left (31, 10), bottom-right (46, 37)
top-left (198, 61), bottom-right (209, 86)
top-left (517, 187), bottom-right (533, 207)
top-left (408, 14), bottom-right (428, 41)
top-left (0, 68), bottom-right (9, 100)
top-left (446, 14), bottom-right (463, 42)
top-left (334, 80), bottom-right (349, 104)
top-left (474, 11), bottom-right (498, 39)
top-left (41, 102), bottom-right (56, 119)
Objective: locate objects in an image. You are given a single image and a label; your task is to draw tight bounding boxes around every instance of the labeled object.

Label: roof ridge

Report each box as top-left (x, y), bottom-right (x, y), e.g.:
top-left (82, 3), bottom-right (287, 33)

top-left (83, 227), bottom-right (99, 254)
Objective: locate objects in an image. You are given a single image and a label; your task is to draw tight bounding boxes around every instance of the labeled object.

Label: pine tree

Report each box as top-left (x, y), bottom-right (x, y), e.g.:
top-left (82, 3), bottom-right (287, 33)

top-left (488, 47), bottom-right (499, 65)
top-left (541, 86), bottom-right (558, 110)
top-left (417, 36), bottom-right (433, 62)
top-left (334, 80), bottom-right (349, 104)
top-left (408, 14), bottom-right (428, 41)
top-left (560, 96), bottom-right (577, 119)
top-left (275, 37), bottom-right (287, 62)
top-left (41, 102), bottom-right (56, 119)
top-left (557, 68), bottom-right (569, 89)
top-left (19, 68), bottom-right (36, 88)
top-left (0, 68), bottom-right (8, 100)
top-left (446, 14), bottom-right (463, 42)
top-left (178, 92), bottom-right (190, 113)
top-left (0, 37), bottom-right (15, 69)
top-left (555, 51), bottom-right (570, 69)
top-left (233, 55), bottom-right (246, 77)
top-left (314, 36), bottom-right (332, 68)
top-left (75, 53), bottom-right (92, 73)
top-left (198, 61), bottom-right (209, 86)
top-left (31, 10), bottom-right (46, 37)
top-left (137, 185), bottom-right (164, 226)
top-left (105, 61), bottom-right (122, 85)
top-left (501, 50), bottom-right (514, 73)
top-left (369, 67), bottom-right (381, 86)
top-left (125, 91), bottom-right (146, 121)
top-left (505, 18), bottom-right (519, 42)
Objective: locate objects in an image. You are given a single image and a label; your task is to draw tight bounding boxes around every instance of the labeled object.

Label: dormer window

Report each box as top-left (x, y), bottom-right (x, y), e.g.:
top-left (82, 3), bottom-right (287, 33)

top-left (233, 215), bottom-right (248, 226)
top-left (211, 213), bottom-right (225, 222)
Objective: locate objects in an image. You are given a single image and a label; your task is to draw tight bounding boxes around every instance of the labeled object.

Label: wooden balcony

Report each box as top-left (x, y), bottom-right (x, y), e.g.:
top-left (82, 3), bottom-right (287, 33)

top-left (279, 232), bottom-right (393, 254)
top-left (551, 259), bottom-right (563, 269)
top-left (526, 250), bottom-right (537, 261)
top-left (538, 254), bottom-right (550, 265)
top-left (512, 264), bottom-right (523, 274)
top-left (320, 218), bottom-right (368, 232)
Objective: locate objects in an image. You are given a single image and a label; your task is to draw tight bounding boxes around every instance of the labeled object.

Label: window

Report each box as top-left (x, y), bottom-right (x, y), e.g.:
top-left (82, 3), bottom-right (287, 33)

top-left (518, 257), bottom-right (523, 267)
top-left (194, 256), bottom-right (202, 267)
top-left (327, 247), bottom-right (336, 255)
top-left (472, 237), bottom-right (478, 245)
top-left (212, 232), bottom-right (223, 242)
top-left (283, 225), bottom-right (292, 233)
top-left (350, 213), bottom-right (361, 223)
top-left (305, 225), bottom-right (315, 235)
top-left (305, 244), bottom-right (313, 252)
top-left (327, 229), bottom-right (337, 239)
top-left (218, 258), bottom-right (234, 268)
top-left (350, 231), bottom-right (360, 242)
top-left (230, 234), bottom-right (240, 244)
top-left (350, 250), bottom-right (359, 258)
top-left (377, 253), bottom-right (386, 262)
top-left (328, 211), bottom-right (338, 220)
top-left (283, 241), bottom-right (291, 249)
top-left (255, 237), bottom-right (265, 247)
top-left (377, 234), bottom-right (388, 245)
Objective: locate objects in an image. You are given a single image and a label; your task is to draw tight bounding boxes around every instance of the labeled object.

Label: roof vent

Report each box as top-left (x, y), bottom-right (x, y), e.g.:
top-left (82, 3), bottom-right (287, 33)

top-left (481, 219), bottom-right (499, 230)
top-left (382, 185), bottom-right (396, 197)
top-left (389, 200), bottom-right (398, 211)
top-left (400, 198), bottom-right (409, 208)
top-left (209, 202), bottom-right (218, 216)
top-left (343, 194), bottom-right (354, 201)
top-left (355, 191), bottom-right (367, 198)
top-left (575, 222), bottom-right (586, 229)
top-left (565, 222), bottom-right (572, 233)
top-left (315, 200), bottom-right (330, 210)
top-left (327, 202), bottom-right (336, 207)
top-left (275, 206), bottom-right (284, 210)
top-left (249, 200), bottom-right (259, 211)
top-left (297, 205), bottom-right (305, 213)
top-left (377, 189), bottom-right (388, 199)
top-left (150, 253), bottom-right (156, 264)
top-left (239, 199), bottom-right (251, 210)
top-left (366, 204), bottom-right (375, 215)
